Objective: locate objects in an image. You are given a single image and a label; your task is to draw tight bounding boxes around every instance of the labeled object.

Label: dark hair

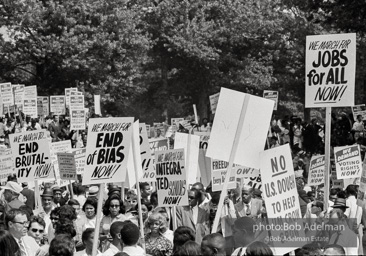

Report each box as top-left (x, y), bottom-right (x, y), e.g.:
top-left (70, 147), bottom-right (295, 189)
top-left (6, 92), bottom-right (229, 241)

top-left (51, 207), bottom-right (61, 217)
top-left (313, 201), bottom-right (324, 211)
top-left (114, 253), bottom-right (129, 256)
top-left (5, 209), bottom-right (27, 229)
top-left (67, 199), bottom-right (80, 207)
top-left (29, 215), bottom-right (46, 229)
top-left (55, 219), bottom-right (77, 238)
top-left (346, 185), bottom-right (357, 197)
top-left (330, 188), bottom-right (338, 196)
top-left (189, 188), bottom-right (202, 200)
top-left (110, 221), bottom-right (125, 239)
top-left (0, 230), bottom-right (20, 256)
top-left (120, 222), bottom-right (140, 246)
top-left (103, 194), bottom-right (125, 216)
top-left (134, 201), bottom-right (153, 212)
top-left (323, 244), bottom-right (346, 255)
top-left (173, 226), bottom-right (195, 253)
top-left (175, 241), bottom-right (201, 256)
top-left (49, 234), bottom-right (74, 256)
top-left (307, 191), bottom-right (315, 197)
top-left (19, 205), bottom-right (33, 218)
top-left (76, 185), bottom-right (86, 195)
top-left (245, 241), bottom-right (273, 256)
top-left (139, 182), bottom-right (149, 191)
top-left (82, 197), bottom-right (98, 212)
top-left (7, 174), bottom-right (17, 182)
top-left (337, 190), bottom-right (347, 199)
top-left (59, 205), bottom-right (77, 221)
top-left (82, 228), bottom-right (94, 243)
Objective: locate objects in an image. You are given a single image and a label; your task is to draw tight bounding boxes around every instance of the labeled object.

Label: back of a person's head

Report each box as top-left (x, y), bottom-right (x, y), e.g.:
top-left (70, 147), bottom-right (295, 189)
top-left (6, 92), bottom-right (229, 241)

top-left (114, 253), bottom-right (130, 256)
top-left (337, 190), bottom-right (347, 199)
top-left (49, 234), bottom-right (74, 256)
top-left (67, 199), bottom-right (80, 207)
top-left (345, 185), bottom-right (357, 196)
top-left (120, 222), bottom-right (140, 246)
top-left (59, 205), bottom-right (77, 221)
top-left (0, 230), bottom-right (20, 256)
top-left (55, 218), bottom-right (77, 238)
top-left (202, 233), bottom-right (225, 253)
top-left (110, 221), bottom-right (125, 239)
top-left (81, 228), bottom-right (94, 244)
top-left (330, 188), bottom-right (338, 196)
top-left (176, 241), bottom-right (202, 256)
top-left (296, 243), bottom-right (322, 256)
top-left (245, 241), bottom-right (273, 256)
top-left (323, 244), bottom-right (345, 256)
top-left (173, 226), bottom-right (195, 252)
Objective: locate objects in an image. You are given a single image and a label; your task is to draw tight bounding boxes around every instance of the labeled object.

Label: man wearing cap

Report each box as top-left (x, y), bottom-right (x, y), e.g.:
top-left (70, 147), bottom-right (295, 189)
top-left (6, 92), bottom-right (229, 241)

top-left (234, 185), bottom-right (263, 219)
top-left (1, 181), bottom-right (25, 212)
top-left (52, 185), bottom-right (66, 207)
top-left (40, 187), bottom-right (55, 235)
top-left (88, 186), bottom-right (99, 198)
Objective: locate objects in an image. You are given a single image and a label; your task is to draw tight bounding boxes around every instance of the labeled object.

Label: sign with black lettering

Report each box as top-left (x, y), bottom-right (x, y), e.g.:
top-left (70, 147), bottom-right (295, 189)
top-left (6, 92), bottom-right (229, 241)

top-left (57, 153), bottom-right (77, 180)
top-left (155, 149), bottom-right (188, 207)
top-left (263, 90), bottom-right (278, 110)
top-left (140, 123), bottom-right (155, 182)
top-left (308, 155), bottom-right (325, 186)
top-left (70, 109), bottom-right (86, 130)
top-left (211, 159), bottom-right (236, 192)
top-left (334, 145), bottom-right (362, 179)
top-left (72, 148), bottom-right (86, 175)
top-left (305, 33), bottom-right (356, 107)
top-left (9, 130), bottom-right (53, 182)
top-left (82, 117), bottom-right (133, 185)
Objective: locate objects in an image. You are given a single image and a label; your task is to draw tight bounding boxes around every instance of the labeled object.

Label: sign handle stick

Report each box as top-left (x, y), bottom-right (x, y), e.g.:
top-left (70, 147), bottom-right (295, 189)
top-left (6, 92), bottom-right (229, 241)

top-left (92, 183), bottom-right (105, 256)
top-left (212, 97), bottom-right (249, 233)
top-left (34, 180), bottom-right (42, 210)
top-left (324, 107), bottom-right (331, 210)
top-left (172, 206), bottom-right (177, 230)
top-left (121, 182), bottom-right (125, 202)
top-left (132, 136), bottom-right (146, 250)
top-left (68, 181), bottom-right (74, 198)
top-left (193, 104), bottom-right (199, 125)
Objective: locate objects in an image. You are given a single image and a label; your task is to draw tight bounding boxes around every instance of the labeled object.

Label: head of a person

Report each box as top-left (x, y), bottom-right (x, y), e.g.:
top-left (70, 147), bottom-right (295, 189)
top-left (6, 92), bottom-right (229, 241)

top-left (103, 194), bottom-right (125, 217)
top-left (188, 188), bottom-right (201, 207)
top-left (59, 205), bottom-right (77, 221)
top-left (242, 186), bottom-right (252, 204)
top-left (81, 228), bottom-right (95, 250)
top-left (337, 190), bottom-right (347, 199)
top-left (0, 230), bottom-right (20, 256)
top-left (173, 226), bottom-right (195, 253)
top-left (41, 192), bottom-right (53, 211)
top-left (202, 118), bottom-right (208, 125)
top-left (156, 129), bottom-right (161, 137)
top-left (329, 208), bottom-right (346, 224)
top-left (307, 191), bottom-right (315, 202)
top-left (76, 184), bottom-right (86, 196)
top-left (150, 191), bottom-right (158, 207)
top-left (139, 182), bottom-right (152, 198)
top-left (110, 221), bottom-right (125, 245)
top-left (146, 212), bottom-right (166, 235)
top-left (52, 187), bottom-right (62, 204)
top-left (296, 178), bottom-right (305, 191)
top-left (245, 241), bottom-right (273, 256)
top-left (5, 209), bottom-right (29, 240)
top-left (297, 243), bottom-right (322, 256)
top-left (124, 192), bottom-right (137, 210)
top-left (176, 241), bottom-right (202, 256)
top-left (345, 185), bottom-right (357, 197)
top-left (357, 114), bottom-right (362, 122)
top-left (329, 188), bottom-right (338, 202)
top-left (120, 222), bottom-right (140, 246)
top-left (323, 244), bottom-right (346, 256)
top-left (270, 136), bottom-right (278, 146)
top-left (28, 215), bottom-right (46, 244)
top-left (192, 182), bottom-right (205, 194)
top-left (135, 201), bottom-right (151, 222)
top-left (54, 218), bottom-right (76, 238)
top-left (83, 197), bottom-right (98, 219)
top-left (49, 234), bottom-right (74, 256)
top-left (2, 181), bottom-right (22, 203)
top-left (233, 217), bottom-right (256, 247)
top-left (50, 207), bottom-right (61, 228)
top-left (67, 199), bottom-right (81, 216)
top-left (311, 201), bottom-right (324, 215)
top-left (53, 115), bottom-right (59, 123)
top-left (201, 233), bottom-right (226, 256)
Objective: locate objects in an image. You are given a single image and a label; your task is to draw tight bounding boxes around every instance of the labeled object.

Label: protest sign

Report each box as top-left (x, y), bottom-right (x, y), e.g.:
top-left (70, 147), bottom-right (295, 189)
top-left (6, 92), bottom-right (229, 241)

top-left (171, 118), bottom-right (184, 131)
top-left (0, 83), bottom-right (14, 107)
top-left (37, 96), bottom-right (49, 117)
top-left (194, 132), bottom-right (210, 150)
top-left (72, 148), bottom-right (86, 175)
top-left (57, 153), bottom-right (77, 180)
top-left (149, 137), bottom-right (169, 155)
top-left (139, 123), bottom-right (155, 181)
top-left (174, 132), bottom-right (200, 185)
top-left (209, 92), bottom-right (220, 114)
top-left (260, 144), bottom-right (304, 254)
top-left (307, 155), bottom-right (325, 186)
top-left (50, 140), bottom-right (72, 184)
top-left (82, 117), bottom-right (133, 185)
top-left (235, 166), bottom-right (260, 179)
top-left (146, 124), bottom-right (151, 138)
top-left (153, 123), bottom-right (165, 137)
top-left (126, 121), bottom-right (144, 187)
top-left (23, 86), bottom-right (38, 118)
top-left (207, 87), bottom-right (274, 169)
top-left (352, 104), bottom-right (366, 120)
top-left (13, 84), bottom-right (25, 110)
top-left (334, 145), bottom-right (362, 179)
top-left (211, 159), bottom-right (236, 192)
top-left (65, 88), bottom-right (78, 108)
top-left (70, 109), bottom-right (86, 130)
top-left (305, 33), bottom-right (356, 107)
top-left (198, 149), bottom-right (211, 187)
top-left (155, 149), bottom-right (188, 207)
top-left (0, 154), bottom-right (14, 182)
top-left (9, 130), bottom-right (53, 182)
top-left (94, 95), bottom-right (101, 115)
top-left (263, 90), bottom-right (279, 110)
top-left (37, 97), bottom-right (44, 116)
top-left (69, 94), bottom-right (84, 110)
top-left (243, 175), bottom-right (262, 191)
top-left (50, 96), bottom-right (66, 115)
top-left (357, 157), bottom-right (366, 206)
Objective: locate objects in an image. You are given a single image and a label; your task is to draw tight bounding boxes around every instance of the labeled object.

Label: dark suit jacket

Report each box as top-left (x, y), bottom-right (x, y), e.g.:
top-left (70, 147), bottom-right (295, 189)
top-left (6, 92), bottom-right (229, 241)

top-left (176, 205), bottom-right (210, 244)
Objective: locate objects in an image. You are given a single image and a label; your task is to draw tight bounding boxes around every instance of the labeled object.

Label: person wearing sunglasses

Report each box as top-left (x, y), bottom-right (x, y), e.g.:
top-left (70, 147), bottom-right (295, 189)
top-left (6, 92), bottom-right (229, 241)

top-left (28, 215), bottom-right (46, 245)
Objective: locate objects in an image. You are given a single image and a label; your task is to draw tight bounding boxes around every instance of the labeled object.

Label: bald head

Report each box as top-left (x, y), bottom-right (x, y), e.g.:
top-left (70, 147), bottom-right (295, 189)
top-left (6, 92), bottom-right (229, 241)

top-left (192, 182), bottom-right (204, 192)
top-left (201, 233), bottom-right (225, 256)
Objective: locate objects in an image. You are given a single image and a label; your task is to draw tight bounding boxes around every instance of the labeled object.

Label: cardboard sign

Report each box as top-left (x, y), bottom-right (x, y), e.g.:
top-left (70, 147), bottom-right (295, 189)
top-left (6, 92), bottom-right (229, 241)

top-left (235, 166), bottom-right (260, 179)
top-left (9, 130), bottom-right (53, 182)
top-left (50, 96), bottom-right (66, 115)
top-left (65, 88), bottom-right (78, 108)
top-left (174, 132), bottom-right (200, 185)
top-left (69, 94), bottom-right (84, 110)
top-left (37, 96), bottom-right (49, 117)
top-left (57, 153), bottom-right (77, 180)
top-left (171, 118), bottom-right (184, 132)
top-left (352, 104), bottom-right (366, 120)
top-left (153, 123), bottom-right (165, 138)
top-left (334, 145), bottom-right (362, 179)
top-left (211, 159), bottom-right (236, 192)
top-left (307, 155), bottom-right (325, 186)
top-left (50, 140), bottom-right (72, 183)
top-left (263, 90), bottom-right (278, 110)
top-left (305, 33), bottom-right (356, 107)
top-left (194, 132), bottom-right (210, 150)
top-left (207, 87), bottom-right (274, 169)
top-left (0, 154), bottom-right (14, 182)
top-left (139, 123), bottom-right (155, 181)
top-left (37, 97), bottom-right (44, 116)
top-left (72, 148), bottom-right (86, 175)
top-left (23, 85), bottom-right (38, 118)
top-left (149, 138), bottom-right (169, 155)
top-left (357, 157), bottom-right (366, 206)
top-left (243, 175), bottom-right (262, 191)
top-left (82, 117), bottom-right (133, 185)
top-left (0, 83), bottom-right (14, 107)
top-left (94, 95), bottom-right (101, 115)
top-left (209, 92), bottom-right (220, 114)
top-left (70, 109), bottom-right (86, 130)
top-left (155, 149), bottom-right (189, 207)
top-left (13, 84), bottom-right (25, 110)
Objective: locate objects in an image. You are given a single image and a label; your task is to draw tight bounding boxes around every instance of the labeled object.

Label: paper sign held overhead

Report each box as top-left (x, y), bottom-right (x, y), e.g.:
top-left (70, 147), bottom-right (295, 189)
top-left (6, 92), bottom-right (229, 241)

top-left (50, 96), bottom-right (66, 115)
top-left (206, 87), bottom-right (274, 169)
top-left (334, 145), bottom-right (362, 179)
top-left (139, 123), bottom-right (155, 182)
top-left (263, 90), bottom-right (278, 110)
top-left (82, 117), bottom-right (133, 185)
top-left (211, 159), bottom-right (236, 192)
top-left (209, 92), bottom-right (220, 114)
top-left (57, 153), bottom-right (77, 180)
top-left (352, 105), bottom-right (366, 120)
top-left (308, 155), bottom-right (325, 186)
top-left (305, 33), bottom-right (356, 107)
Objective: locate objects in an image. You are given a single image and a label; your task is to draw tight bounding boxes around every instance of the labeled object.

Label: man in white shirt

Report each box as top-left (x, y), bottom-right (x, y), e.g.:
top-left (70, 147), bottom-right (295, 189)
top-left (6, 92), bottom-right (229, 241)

top-left (103, 221), bottom-right (125, 256)
top-left (352, 114), bottom-right (364, 140)
top-left (345, 185), bottom-right (362, 227)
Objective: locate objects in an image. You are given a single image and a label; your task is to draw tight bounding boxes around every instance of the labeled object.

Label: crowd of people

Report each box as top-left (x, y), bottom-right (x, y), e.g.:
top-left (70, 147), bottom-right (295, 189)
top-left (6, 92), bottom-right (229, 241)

top-left (0, 109), bottom-right (365, 256)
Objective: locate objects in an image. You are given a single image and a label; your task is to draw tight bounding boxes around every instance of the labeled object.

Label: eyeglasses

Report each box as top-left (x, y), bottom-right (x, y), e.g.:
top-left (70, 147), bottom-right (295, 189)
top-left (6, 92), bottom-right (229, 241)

top-left (30, 228), bottom-right (44, 234)
top-left (110, 204), bottom-right (120, 208)
top-left (12, 221), bottom-right (29, 226)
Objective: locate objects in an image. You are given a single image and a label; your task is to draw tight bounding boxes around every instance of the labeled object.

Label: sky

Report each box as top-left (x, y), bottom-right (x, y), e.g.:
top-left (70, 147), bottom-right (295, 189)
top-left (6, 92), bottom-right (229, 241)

top-left (0, 26), bottom-right (10, 41)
